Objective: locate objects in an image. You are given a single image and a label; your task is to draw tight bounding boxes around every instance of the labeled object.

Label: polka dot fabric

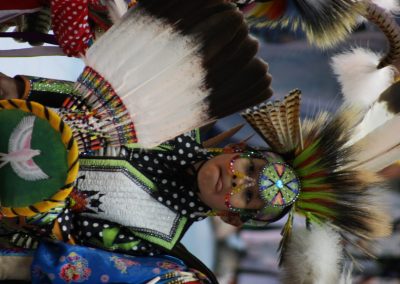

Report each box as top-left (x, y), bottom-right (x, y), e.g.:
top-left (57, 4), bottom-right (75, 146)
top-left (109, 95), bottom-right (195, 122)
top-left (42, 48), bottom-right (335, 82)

top-left (50, 0), bottom-right (104, 56)
top-left (126, 134), bottom-right (213, 222)
top-left (67, 133), bottom-right (214, 256)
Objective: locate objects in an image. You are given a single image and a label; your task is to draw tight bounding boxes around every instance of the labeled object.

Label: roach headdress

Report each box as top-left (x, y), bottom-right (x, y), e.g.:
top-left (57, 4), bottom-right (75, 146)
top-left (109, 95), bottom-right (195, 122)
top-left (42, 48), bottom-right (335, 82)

top-left (241, 90), bottom-right (392, 268)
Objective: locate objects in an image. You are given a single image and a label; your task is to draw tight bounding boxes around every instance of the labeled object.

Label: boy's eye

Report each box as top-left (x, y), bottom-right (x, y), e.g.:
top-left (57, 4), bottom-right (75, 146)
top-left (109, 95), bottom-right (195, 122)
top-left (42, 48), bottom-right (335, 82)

top-left (245, 189), bottom-right (253, 204)
top-left (246, 160), bottom-right (255, 176)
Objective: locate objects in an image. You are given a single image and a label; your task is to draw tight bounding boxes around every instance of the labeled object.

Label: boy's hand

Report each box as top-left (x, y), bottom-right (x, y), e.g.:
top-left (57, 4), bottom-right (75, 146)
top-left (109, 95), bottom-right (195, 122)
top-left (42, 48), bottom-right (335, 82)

top-left (0, 73), bottom-right (23, 99)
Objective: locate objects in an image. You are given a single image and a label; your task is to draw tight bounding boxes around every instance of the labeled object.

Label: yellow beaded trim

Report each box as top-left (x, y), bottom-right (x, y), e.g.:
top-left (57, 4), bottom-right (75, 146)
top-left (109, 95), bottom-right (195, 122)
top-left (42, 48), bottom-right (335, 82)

top-left (0, 99), bottom-right (79, 217)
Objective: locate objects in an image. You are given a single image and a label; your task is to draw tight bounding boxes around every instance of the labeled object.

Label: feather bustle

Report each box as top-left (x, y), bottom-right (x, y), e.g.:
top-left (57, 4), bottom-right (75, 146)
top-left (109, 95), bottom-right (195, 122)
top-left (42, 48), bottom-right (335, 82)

top-left (66, 0), bottom-right (272, 148)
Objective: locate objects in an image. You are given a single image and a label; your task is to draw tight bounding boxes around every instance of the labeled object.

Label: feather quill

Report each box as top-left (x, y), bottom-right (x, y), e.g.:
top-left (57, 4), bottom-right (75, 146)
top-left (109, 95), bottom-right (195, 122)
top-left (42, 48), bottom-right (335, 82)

top-left (202, 123), bottom-right (245, 148)
top-left (345, 80), bottom-right (400, 171)
top-left (347, 115), bottom-right (400, 172)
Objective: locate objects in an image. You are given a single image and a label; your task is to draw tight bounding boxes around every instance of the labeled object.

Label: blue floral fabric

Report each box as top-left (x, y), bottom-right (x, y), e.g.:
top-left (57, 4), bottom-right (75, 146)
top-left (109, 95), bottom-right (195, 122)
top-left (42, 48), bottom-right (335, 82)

top-left (31, 241), bottom-right (209, 284)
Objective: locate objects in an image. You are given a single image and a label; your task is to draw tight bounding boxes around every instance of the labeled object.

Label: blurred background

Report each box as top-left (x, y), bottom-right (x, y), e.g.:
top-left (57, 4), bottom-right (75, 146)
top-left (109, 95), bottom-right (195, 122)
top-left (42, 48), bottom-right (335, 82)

top-left (1, 18), bottom-right (399, 284)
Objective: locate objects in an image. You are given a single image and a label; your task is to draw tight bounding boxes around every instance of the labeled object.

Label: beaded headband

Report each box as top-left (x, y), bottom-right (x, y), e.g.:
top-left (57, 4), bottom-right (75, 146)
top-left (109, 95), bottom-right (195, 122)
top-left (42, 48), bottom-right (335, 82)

top-left (223, 151), bottom-right (301, 224)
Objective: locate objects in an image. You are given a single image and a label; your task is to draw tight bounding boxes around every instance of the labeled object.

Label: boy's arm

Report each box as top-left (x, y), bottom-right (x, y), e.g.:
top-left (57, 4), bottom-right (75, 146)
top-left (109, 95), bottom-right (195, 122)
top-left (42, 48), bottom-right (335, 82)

top-left (0, 72), bottom-right (74, 108)
top-left (17, 75), bottom-right (74, 108)
top-left (0, 72), bottom-right (24, 100)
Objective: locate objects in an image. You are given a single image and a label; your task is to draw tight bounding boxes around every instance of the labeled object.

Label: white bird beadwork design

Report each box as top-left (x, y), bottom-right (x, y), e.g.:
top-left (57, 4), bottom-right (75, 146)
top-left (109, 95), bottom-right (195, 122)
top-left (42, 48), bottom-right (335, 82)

top-left (0, 115), bottom-right (49, 181)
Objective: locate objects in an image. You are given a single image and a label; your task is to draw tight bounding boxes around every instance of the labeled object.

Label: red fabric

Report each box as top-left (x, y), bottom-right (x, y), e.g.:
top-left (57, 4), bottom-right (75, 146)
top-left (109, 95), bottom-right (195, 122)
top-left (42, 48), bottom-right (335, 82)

top-left (50, 0), bottom-right (107, 57)
top-left (0, 0), bottom-right (42, 10)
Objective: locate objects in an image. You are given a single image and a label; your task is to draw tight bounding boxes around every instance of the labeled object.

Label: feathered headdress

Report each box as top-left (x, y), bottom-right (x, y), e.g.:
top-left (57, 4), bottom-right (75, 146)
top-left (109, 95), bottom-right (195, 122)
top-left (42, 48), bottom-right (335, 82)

top-left (241, 89), bottom-right (392, 276)
top-left (58, 0), bottom-right (272, 152)
top-left (240, 0), bottom-right (365, 48)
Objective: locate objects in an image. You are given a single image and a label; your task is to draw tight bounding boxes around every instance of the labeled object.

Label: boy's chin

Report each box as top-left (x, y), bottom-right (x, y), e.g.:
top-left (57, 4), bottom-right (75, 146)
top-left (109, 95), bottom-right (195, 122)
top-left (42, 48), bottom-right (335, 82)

top-left (219, 214), bottom-right (244, 227)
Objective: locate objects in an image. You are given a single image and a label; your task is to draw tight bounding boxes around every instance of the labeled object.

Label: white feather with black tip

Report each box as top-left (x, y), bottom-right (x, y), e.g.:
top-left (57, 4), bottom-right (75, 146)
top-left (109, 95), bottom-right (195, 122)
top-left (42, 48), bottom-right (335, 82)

top-left (84, 9), bottom-right (209, 147)
top-left (73, 0), bottom-right (272, 149)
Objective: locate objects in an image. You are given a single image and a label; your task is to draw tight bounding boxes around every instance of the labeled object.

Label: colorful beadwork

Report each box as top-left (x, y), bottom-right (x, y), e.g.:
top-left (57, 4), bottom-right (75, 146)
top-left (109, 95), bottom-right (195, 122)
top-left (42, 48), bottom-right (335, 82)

top-left (62, 67), bottom-right (137, 148)
top-left (224, 154), bottom-right (256, 212)
top-left (259, 162), bottom-right (300, 207)
top-left (30, 77), bottom-right (75, 95)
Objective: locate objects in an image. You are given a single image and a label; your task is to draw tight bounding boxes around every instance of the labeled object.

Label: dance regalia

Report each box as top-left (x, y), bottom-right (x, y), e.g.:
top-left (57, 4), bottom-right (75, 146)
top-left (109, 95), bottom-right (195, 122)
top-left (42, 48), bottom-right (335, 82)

top-left (0, 1), bottom-right (273, 282)
top-left (0, 82), bottom-right (219, 283)
top-left (2, 0), bottom-right (399, 282)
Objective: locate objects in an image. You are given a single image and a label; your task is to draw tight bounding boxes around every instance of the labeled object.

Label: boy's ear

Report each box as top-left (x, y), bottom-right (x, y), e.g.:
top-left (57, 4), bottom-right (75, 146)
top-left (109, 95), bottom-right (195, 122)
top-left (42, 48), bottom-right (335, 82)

top-left (219, 213), bottom-right (244, 227)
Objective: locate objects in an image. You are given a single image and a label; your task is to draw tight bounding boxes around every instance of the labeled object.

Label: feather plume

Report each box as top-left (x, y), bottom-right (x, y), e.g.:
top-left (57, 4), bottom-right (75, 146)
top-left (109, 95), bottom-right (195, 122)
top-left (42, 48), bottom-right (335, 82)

top-left (241, 0), bottom-right (365, 48)
top-left (280, 224), bottom-right (343, 284)
top-left (106, 0), bottom-right (129, 24)
top-left (331, 47), bottom-right (396, 109)
top-left (241, 89), bottom-right (301, 154)
top-left (339, 263), bottom-right (353, 284)
top-left (62, 0), bottom-right (272, 150)
top-left (371, 0), bottom-right (400, 14)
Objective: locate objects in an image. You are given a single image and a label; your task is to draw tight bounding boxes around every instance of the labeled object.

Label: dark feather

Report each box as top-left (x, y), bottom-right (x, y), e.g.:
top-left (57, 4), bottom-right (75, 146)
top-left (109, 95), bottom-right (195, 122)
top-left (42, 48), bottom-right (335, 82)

top-left (141, 0), bottom-right (273, 116)
top-left (378, 80), bottom-right (400, 114)
top-left (206, 34), bottom-right (259, 89)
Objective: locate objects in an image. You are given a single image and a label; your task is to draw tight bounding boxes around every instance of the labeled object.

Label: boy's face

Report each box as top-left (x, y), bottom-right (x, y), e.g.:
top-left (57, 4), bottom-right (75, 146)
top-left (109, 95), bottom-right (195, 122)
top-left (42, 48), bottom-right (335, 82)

top-left (197, 153), bottom-right (267, 212)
